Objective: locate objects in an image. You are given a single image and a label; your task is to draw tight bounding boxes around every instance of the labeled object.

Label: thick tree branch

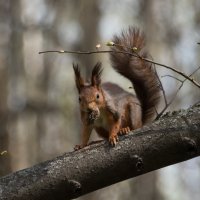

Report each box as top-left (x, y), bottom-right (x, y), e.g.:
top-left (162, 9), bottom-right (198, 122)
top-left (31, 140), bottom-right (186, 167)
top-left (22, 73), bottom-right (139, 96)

top-left (0, 104), bottom-right (200, 200)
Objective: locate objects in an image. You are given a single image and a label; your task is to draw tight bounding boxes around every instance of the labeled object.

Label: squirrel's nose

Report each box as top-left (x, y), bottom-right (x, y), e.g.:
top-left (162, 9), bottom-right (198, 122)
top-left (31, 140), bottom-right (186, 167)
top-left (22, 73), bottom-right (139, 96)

top-left (87, 108), bottom-right (93, 113)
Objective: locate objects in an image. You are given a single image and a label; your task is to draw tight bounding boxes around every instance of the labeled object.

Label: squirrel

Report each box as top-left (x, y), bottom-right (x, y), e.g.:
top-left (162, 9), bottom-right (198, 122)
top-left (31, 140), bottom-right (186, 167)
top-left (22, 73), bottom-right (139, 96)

top-left (73, 27), bottom-right (161, 150)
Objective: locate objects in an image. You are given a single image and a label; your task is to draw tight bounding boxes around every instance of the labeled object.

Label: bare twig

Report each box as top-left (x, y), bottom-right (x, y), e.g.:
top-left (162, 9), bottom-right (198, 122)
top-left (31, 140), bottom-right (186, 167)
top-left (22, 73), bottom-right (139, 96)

top-left (0, 150), bottom-right (7, 156)
top-left (143, 58), bottom-right (200, 89)
top-left (150, 55), bottom-right (168, 111)
top-left (161, 75), bottom-right (183, 83)
top-left (156, 66), bottom-right (200, 119)
top-left (156, 82), bottom-right (184, 120)
top-left (39, 49), bottom-right (200, 89)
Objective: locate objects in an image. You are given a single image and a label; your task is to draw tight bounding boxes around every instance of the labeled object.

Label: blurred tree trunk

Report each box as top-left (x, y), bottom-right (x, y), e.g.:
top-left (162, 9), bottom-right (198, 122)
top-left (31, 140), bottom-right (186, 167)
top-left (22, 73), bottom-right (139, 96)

top-left (0, 0), bottom-right (11, 176)
top-left (0, 54), bottom-right (10, 176)
top-left (0, 0), bottom-right (24, 176)
top-left (35, 0), bottom-right (56, 163)
top-left (9, 0), bottom-right (25, 101)
top-left (0, 68), bottom-right (10, 176)
top-left (77, 0), bottom-right (101, 78)
top-left (75, 1), bottom-right (102, 200)
top-left (8, 0), bottom-right (25, 171)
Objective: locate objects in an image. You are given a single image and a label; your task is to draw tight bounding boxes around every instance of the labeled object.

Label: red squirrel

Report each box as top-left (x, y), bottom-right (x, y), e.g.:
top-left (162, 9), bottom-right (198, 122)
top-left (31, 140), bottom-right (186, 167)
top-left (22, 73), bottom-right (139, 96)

top-left (73, 27), bottom-right (161, 150)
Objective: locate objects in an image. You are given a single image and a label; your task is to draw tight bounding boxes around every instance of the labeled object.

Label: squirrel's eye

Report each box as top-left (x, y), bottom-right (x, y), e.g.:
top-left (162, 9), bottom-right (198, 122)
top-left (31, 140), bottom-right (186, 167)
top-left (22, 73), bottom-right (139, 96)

top-left (78, 97), bottom-right (81, 102)
top-left (96, 94), bottom-right (100, 99)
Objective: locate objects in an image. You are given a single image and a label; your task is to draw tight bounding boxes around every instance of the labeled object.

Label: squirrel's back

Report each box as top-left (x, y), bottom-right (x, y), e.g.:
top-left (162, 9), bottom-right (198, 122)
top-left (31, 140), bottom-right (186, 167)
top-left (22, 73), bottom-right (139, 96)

top-left (110, 27), bottom-right (161, 123)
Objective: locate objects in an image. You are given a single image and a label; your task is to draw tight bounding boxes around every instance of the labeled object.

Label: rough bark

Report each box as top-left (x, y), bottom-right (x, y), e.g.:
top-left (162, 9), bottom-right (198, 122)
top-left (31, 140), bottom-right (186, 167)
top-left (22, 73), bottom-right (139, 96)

top-left (0, 103), bottom-right (200, 200)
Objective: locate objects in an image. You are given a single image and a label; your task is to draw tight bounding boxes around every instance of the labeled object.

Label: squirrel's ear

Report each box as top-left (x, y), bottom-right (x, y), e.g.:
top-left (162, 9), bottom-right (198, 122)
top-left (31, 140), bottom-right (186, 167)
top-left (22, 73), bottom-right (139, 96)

top-left (73, 63), bottom-right (84, 93)
top-left (91, 62), bottom-right (103, 88)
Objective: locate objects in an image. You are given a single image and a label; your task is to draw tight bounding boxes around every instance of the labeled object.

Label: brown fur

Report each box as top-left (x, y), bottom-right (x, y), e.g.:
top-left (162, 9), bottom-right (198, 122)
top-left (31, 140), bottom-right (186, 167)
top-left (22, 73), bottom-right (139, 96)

top-left (110, 27), bottom-right (161, 123)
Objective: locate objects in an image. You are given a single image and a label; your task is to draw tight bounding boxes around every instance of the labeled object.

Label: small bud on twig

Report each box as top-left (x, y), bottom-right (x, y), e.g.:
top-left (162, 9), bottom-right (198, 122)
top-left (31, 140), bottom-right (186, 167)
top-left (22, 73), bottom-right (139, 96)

top-left (132, 47), bottom-right (138, 52)
top-left (106, 41), bottom-right (115, 46)
top-left (0, 150), bottom-right (7, 156)
top-left (96, 44), bottom-right (101, 50)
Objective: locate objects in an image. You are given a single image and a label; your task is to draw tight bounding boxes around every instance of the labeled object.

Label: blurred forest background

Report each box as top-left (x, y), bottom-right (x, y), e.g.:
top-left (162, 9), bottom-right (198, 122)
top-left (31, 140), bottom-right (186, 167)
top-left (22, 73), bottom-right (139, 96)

top-left (0, 0), bottom-right (200, 200)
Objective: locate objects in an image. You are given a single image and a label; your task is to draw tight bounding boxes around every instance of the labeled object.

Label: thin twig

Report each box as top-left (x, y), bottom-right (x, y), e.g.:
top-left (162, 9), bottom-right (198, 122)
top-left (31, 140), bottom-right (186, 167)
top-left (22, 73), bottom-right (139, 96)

top-left (143, 58), bottom-right (200, 89)
top-left (161, 75), bottom-right (183, 82)
top-left (39, 49), bottom-right (200, 89)
top-left (156, 82), bottom-right (184, 120)
top-left (156, 66), bottom-right (200, 119)
top-left (149, 55), bottom-right (167, 118)
top-left (39, 50), bottom-right (113, 55)
top-left (150, 55), bottom-right (167, 108)
top-left (0, 150), bottom-right (7, 156)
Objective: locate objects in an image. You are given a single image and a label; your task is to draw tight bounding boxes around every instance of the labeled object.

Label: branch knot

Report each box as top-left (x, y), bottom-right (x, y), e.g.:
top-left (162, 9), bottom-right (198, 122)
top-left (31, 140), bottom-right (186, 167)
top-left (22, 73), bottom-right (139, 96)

top-left (183, 137), bottom-right (197, 155)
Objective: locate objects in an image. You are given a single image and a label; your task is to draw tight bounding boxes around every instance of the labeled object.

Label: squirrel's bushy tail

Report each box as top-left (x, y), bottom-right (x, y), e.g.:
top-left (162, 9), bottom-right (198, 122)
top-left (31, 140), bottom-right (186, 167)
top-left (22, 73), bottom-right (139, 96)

top-left (110, 27), bottom-right (161, 123)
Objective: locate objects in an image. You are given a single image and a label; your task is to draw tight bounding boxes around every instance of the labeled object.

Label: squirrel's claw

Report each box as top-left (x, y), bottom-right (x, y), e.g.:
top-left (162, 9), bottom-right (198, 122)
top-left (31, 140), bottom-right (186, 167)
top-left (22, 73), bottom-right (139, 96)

top-left (109, 135), bottom-right (119, 146)
top-left (119, 127), bottom-right (131, 135)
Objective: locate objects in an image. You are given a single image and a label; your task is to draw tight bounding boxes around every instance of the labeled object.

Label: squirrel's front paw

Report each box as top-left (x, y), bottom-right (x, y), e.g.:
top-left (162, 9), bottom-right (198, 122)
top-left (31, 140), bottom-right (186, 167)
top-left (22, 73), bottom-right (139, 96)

top-left (109, 134), bottom-right (119, 146)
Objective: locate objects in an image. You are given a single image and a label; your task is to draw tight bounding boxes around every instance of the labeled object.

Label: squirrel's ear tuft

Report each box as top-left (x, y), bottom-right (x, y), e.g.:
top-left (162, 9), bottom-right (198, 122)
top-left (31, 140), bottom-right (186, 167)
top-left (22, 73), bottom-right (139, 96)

top-left (91, 62), bottom-right (103, 88)
top-left (73, 63), bottom-right (84, 93)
